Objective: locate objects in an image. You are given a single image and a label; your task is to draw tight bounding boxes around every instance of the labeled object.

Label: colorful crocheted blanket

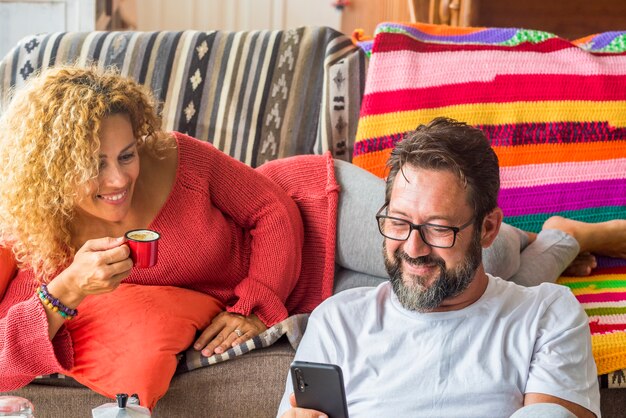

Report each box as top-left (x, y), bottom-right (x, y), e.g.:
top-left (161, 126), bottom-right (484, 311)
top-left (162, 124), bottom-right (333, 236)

top-left (354, 22), bottom-right (626, 377)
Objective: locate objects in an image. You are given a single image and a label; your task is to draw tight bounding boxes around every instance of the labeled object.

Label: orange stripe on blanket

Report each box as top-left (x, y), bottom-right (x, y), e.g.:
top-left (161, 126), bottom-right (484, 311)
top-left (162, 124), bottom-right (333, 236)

top-left (356, 101), bottom-right (626, 142)
top-left (572, 34), bottom-right (597, 46)
top-left (352, 139), bottom-right (626, 178)
top-left (591, 331), bottom-right (626, 374)
top-left (352, 149), bottom-right (392, 179)
top-left (494, 141), bottom-right (626, 167)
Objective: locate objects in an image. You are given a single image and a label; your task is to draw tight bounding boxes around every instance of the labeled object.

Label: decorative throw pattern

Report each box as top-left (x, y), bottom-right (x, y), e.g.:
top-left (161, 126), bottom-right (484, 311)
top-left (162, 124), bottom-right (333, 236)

top-left (176, 313), bottom-right (308, 373)
top-left (0, 29), bottom-right (365, 166)
top-left (353, 23), bottom-right (626, 377)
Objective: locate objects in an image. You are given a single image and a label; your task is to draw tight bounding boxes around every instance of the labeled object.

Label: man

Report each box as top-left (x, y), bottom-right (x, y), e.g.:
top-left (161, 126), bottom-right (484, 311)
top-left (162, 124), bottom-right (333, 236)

top-left (277, 118), bottom-right (599, 418)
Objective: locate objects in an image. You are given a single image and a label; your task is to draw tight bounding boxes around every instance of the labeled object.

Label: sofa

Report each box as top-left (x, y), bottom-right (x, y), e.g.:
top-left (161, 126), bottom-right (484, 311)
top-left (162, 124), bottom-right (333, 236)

top-left (1, 24), bottom-right (625, 417)
top-left (0, 27), bottom-right (366, 417)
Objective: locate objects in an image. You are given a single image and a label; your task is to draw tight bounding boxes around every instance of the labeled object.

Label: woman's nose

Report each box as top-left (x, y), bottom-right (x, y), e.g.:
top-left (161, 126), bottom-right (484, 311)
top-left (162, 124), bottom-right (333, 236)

top-left (102, 164), bottom-right (128, 187)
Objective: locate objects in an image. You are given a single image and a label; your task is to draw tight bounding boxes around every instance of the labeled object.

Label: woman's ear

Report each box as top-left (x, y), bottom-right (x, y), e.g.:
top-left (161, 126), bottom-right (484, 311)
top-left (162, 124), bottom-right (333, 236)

top-left (480, 207), bottom-right (503, 248)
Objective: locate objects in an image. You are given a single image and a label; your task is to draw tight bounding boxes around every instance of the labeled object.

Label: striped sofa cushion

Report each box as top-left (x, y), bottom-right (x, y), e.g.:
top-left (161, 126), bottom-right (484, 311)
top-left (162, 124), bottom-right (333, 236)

top-left (353, 22), bottom-right (626, 376)
top-left (0, 28), bottom-right (365, 166)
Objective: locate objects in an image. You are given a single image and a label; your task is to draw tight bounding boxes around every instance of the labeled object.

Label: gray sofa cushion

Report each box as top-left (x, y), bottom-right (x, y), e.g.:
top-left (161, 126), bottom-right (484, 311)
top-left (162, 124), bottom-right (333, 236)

top-left (3, 339), bottom-right (295, 417)
top-left (333, 266), bottom-right (386, 294)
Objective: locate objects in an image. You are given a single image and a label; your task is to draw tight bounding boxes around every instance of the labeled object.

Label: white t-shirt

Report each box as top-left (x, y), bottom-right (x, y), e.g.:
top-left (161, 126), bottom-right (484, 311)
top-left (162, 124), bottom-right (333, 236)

top-left (277, 276), bottom-right (600, 418)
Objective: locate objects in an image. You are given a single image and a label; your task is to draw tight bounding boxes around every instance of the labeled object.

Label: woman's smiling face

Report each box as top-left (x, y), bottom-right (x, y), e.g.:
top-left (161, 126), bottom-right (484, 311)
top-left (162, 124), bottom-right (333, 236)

top-left (74, 113), bottom-right (139, 224)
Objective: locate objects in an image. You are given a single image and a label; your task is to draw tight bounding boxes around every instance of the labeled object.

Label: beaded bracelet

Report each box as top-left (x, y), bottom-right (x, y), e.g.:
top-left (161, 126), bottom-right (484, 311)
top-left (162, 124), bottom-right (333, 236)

top-left (37, 283), bottom-right (78, 320)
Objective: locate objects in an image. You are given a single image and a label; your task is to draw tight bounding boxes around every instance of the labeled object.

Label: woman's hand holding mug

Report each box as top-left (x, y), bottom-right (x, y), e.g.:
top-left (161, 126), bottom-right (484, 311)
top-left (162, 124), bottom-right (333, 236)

top-left (48, 237), bottom-right (134, 308)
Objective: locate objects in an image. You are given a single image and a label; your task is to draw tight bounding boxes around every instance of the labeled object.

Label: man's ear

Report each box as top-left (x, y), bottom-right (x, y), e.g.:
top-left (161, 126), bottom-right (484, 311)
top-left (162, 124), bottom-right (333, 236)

top-left (480, 207), bottom-right (503, 248)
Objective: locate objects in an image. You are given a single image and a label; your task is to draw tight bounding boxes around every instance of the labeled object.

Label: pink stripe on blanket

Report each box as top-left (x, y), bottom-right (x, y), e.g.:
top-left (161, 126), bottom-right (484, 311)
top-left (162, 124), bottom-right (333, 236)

top-left (498, 178), bottom-right (626, 216)
top-left (361, 74), bottom-right (626, 115)
top-left (500, 159), bottom-right (626, 189)
top-left (365, 49), bottom-right (626, 94)
top-left (577, 292), bottom-right (626, 304)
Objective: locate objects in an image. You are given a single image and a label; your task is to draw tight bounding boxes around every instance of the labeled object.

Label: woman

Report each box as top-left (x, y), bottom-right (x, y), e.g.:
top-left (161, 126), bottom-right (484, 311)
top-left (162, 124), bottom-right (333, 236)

top-left (0, 66), bottom-right (309, 393)
top-left (0, 66), bottom-right (624, 395)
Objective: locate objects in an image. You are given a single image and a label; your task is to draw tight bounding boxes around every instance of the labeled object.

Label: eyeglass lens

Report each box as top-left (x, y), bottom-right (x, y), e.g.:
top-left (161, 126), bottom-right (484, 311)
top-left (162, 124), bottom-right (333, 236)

top-left (378, 217), bottom-right (456, 247)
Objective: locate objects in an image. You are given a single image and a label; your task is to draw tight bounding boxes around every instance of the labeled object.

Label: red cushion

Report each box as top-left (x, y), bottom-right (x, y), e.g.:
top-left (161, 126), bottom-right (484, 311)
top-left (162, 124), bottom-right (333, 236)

top-left (65, 283), bottom-right (224, 409)
top-left (0, 247), bottom-right (17, 300)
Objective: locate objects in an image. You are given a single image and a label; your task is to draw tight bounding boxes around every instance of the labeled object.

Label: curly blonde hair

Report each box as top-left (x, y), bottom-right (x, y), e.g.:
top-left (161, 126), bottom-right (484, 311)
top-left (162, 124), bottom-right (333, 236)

top-left (0, 65), bottom-right (172, 281)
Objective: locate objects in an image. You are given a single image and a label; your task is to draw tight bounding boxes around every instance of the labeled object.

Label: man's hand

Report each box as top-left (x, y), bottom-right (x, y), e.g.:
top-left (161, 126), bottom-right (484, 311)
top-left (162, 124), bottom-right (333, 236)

top-left (193, 311), bottom-right (266, 356)
top-left (281, 393), bottom-right (328, 418)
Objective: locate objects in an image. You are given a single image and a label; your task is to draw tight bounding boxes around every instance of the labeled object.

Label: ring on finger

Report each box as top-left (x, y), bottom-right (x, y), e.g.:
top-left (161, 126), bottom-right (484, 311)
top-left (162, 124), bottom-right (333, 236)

top-left (234, 329), bottom-right (243, 337)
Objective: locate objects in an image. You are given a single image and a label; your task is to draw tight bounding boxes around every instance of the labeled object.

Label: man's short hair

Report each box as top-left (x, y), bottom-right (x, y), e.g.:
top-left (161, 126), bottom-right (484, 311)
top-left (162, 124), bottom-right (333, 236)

top-left (385, 117), bottom-right (500, 224)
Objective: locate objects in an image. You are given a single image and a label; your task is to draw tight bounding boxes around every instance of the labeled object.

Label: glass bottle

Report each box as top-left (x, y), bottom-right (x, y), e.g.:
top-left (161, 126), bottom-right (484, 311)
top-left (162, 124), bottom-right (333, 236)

top-left (0, 396), bottom-right (34, 418)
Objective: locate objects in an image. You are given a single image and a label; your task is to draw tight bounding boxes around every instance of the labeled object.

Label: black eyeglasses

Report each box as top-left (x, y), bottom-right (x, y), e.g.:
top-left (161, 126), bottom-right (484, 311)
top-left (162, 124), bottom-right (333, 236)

top-left (376, 203), bottom-right (474, 248)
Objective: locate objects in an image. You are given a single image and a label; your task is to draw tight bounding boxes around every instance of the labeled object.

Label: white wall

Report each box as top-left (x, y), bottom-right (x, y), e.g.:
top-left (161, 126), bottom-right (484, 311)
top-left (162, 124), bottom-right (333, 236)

top-left (0, 0), bottom-right (342, 60)
top-left (0, 0), bottom-right (95, 60)
top-left (136, 0), bottom-right (342, 32)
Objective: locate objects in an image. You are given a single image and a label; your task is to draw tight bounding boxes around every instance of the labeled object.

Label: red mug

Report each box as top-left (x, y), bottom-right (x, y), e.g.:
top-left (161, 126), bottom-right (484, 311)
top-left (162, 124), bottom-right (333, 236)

top-left (125, 229), bottom-right (160, 268)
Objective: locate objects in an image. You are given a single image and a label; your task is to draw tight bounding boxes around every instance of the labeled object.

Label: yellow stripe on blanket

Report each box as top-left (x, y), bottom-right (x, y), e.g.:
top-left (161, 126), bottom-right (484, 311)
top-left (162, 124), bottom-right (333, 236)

top-left (569, 287), bottom-right (626, 296)
top-left (356, 101), bottom-right (626, 142)
top-left (592, 332), bottom-right (626, 375)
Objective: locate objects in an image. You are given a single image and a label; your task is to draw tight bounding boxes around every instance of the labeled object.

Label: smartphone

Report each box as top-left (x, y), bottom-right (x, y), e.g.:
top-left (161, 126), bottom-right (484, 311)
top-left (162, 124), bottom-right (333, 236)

top-left (290, 360), bottom-right (349, 418)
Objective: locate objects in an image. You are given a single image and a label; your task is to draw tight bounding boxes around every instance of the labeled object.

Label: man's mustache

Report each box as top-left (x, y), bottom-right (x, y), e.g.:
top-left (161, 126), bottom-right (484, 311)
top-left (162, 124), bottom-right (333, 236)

top-left (397, 250), bottom-right (445, 269)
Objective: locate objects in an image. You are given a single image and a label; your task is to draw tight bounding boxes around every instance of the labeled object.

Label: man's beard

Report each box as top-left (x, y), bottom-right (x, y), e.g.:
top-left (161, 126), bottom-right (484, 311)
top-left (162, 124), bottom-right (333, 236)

top-left (384, 231), bottom-right (482, 312)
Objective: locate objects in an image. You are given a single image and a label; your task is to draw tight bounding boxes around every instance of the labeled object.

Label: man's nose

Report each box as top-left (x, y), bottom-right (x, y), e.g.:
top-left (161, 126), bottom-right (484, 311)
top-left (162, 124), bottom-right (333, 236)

top-left (402, 228), bottom-right (432, 259)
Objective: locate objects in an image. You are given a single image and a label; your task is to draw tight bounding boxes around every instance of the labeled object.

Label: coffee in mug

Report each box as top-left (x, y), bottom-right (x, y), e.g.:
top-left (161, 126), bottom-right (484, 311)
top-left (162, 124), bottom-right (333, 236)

top-left (125, 229), bottom-right (160, 268)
